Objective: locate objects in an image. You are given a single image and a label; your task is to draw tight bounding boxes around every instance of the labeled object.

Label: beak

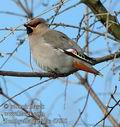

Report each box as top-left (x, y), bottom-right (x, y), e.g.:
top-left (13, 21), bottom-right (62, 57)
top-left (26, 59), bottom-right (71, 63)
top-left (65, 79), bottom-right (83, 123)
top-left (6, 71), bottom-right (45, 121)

top-left (24, 24), bottom-right (28, 28)
top-left (24, 24), bottom-right (33, 34)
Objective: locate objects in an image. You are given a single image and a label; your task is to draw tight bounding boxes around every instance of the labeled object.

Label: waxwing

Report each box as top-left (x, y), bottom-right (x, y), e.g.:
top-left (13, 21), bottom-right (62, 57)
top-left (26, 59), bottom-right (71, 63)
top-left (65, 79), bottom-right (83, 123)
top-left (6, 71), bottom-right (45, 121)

top-left (24, 18), bottom-right (101, 76)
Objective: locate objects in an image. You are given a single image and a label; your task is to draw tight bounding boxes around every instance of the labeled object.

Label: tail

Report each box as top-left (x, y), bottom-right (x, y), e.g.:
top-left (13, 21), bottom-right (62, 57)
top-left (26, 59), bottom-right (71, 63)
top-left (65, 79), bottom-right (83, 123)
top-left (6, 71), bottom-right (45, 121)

top-left (73, 61), bottom-right (103, 76)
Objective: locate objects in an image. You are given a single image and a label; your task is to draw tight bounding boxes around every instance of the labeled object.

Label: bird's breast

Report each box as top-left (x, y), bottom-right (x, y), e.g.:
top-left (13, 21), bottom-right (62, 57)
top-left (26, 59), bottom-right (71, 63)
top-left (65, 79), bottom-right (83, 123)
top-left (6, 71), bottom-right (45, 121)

top-left (29, 37), bottom-right (74, 73)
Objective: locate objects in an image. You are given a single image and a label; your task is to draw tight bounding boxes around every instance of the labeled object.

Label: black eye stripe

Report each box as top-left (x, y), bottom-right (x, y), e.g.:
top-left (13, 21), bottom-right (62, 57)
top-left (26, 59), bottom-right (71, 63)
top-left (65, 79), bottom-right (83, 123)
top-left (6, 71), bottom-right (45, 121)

top-left (26, 27), bottom-right (33, 34)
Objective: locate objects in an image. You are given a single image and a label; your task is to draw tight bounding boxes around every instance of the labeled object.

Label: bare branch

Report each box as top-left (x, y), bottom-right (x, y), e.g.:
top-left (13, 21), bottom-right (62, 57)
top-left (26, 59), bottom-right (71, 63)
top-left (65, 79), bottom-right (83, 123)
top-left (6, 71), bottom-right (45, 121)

top-left (81, 0), bottom-right (120, 42)
top-left (93, 51), bottom-right (120, 65)
top-left (0, 70), bottom-right (75, 78)
top-left (75, 73), bottom-right (119, 127)
top-left (0, 51), bottom-right (120, 77)
top-left (50, 23), bottom-right (117, 41)
top-left (0, 88), bottom-right (49, 127)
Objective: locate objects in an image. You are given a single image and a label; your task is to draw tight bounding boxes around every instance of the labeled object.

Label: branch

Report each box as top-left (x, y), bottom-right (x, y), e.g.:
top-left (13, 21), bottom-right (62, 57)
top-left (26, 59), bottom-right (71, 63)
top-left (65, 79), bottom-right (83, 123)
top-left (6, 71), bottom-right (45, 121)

top-left (0, 88), bottom-right (49, 127)
top-left (0, 70), bottom-right (75, 78)
top-left (94, 86), bottom-right (118, 126)
top-left (50, 23), bottom-right (117, 41)
top-left (81, 0), bottom-right (120, 42)
top-left (0, 52), bottom-right (120, 77)
top-left (74, 73), bottom-right (119, 127)
top-left (93, 51), bottom-right (120, 65)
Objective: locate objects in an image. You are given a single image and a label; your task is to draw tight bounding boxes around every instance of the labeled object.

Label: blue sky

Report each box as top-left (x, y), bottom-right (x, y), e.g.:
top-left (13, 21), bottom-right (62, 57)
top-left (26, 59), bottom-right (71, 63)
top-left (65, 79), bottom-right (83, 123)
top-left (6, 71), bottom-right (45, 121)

top-left (0, 0), bottom-right (120, 127)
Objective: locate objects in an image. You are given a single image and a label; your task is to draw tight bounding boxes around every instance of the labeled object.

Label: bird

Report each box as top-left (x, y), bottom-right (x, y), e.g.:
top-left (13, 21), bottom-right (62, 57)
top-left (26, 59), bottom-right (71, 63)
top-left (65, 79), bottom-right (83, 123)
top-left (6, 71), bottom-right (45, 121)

top-left (24, 18), bottom-right (102, 76)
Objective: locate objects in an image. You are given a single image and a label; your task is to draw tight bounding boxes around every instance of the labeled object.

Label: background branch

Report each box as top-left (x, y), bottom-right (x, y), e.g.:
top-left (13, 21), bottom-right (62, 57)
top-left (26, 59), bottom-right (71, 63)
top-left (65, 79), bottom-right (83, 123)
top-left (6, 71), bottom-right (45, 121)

top-left (82, 0), bottom-right (120, 42)
top-left (74, 73), bottom-right (119, 127)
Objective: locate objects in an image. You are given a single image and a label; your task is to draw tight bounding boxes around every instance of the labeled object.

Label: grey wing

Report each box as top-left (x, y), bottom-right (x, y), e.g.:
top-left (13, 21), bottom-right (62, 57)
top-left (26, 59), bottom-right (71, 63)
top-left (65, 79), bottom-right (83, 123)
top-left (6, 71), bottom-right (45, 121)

top-left (42, 30), bottom-right (83, 51)
top-left (43, 30), bottom-right (96, 64)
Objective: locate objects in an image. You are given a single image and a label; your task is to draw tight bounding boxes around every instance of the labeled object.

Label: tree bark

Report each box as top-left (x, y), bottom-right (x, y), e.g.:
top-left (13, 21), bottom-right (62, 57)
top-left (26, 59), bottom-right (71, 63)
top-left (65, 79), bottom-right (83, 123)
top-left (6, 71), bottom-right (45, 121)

top-left (81, 0), bottom-right (120, 42)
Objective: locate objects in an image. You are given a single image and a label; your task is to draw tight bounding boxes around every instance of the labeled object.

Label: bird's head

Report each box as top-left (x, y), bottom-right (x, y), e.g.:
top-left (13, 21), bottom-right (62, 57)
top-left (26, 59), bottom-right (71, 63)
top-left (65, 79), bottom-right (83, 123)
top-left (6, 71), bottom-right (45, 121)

top-left (24, 18), bottom-right (48, 35)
